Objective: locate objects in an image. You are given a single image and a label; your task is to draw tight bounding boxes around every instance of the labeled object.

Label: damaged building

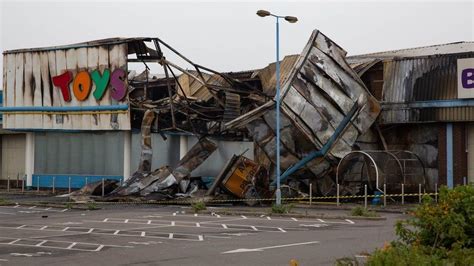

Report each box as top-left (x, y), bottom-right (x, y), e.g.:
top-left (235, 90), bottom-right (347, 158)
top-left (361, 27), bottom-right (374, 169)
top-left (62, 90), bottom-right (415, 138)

top-left (1, 30), bottom-right (473, 201)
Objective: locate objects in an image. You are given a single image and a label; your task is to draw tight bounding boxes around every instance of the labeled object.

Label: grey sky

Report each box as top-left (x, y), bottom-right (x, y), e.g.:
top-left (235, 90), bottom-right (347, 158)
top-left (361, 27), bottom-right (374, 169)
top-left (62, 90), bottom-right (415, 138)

top-left (1, 1), bottom-right (473, 85)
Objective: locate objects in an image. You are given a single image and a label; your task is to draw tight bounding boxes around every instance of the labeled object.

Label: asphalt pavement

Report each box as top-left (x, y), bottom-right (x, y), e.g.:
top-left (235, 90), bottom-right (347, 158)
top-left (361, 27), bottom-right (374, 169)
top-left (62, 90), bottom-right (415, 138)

top-left (0, 204), bottom-right (405, 266)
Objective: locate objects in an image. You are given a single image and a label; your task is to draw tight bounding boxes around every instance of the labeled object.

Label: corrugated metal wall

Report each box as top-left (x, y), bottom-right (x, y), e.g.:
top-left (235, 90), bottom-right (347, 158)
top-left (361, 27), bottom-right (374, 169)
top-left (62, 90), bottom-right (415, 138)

top-left (380, 53), bottom-right (474, 124)
top-left (1, 134), bottom-right (26, 180)
top-left (34, 132), bottom-right (123, 176)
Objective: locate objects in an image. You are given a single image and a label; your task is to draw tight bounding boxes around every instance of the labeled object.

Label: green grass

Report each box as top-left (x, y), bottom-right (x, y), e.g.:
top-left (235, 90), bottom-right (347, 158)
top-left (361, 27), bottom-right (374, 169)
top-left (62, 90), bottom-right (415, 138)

top-left (350, 206), bottom-right (379, 217)
top-left (0, 198), bottom-right (12, 205)
top-left (87, 202), bottom-right (99, 210)
top-left (271, 203), bottom-right (294, 214)
top-left (191, 201), bottom-right (206, 213)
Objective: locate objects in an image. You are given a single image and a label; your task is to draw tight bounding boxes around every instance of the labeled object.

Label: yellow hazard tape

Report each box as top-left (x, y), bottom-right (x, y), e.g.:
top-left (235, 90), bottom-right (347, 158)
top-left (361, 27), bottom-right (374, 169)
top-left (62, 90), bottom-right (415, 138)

top-left (89, 192), bottom-right (438, 205)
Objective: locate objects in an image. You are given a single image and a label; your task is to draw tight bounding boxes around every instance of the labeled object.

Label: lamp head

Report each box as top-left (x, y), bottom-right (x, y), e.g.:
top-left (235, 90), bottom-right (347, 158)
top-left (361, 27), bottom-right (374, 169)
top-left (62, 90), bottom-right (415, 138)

top-left (284, 16), bottom-right (298, 23)
top-left (257, 10), bottom-right (271, 17)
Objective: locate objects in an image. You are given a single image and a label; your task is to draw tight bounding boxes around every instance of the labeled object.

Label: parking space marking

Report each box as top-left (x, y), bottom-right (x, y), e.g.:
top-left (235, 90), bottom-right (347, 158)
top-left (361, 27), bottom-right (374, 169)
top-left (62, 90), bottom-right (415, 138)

top-left (0, 237), bottom-right (132, 252)
top-left (0, 224), bottom-right (204, 242)
top-left (91, 218), bottom-right (289, 233)
top-left (2, 205), bottom-right (69, 213)
top-left (147, 212), bottom-right (355, 225)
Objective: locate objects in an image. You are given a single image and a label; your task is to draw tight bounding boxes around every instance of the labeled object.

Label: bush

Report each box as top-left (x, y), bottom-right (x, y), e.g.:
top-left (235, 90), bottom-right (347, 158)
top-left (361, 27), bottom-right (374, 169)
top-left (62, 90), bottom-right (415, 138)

top-left (351, 206), bottom-right (378, 217)
top-left (191, 201), bottom-right (206, 213)
top-left (367, 185), bottom-right (474, 265)
top-left (87, 202), bottom-right (98, 210)
top-left (271, 203), bottom-right (294, 214)
top-left (0, 198), bottom-right (13, 205)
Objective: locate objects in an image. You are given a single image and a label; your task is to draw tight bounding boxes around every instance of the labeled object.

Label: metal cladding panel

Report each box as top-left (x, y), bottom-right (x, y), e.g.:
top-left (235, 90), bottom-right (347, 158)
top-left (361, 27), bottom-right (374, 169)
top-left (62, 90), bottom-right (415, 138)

top-left (279, 30), bottom-right (381, 158)
top-left (379, 53), bottom-right (474, 124)
top-left (226, 29), bottom-right (381, 183)
top-left (34, 131), bottom-right (123, 176)
top-left (2, 44), bottom-right (130, 130)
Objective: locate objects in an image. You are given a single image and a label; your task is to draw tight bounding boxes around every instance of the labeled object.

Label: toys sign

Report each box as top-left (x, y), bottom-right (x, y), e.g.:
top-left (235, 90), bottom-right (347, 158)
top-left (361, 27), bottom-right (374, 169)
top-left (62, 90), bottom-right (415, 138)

top-left (52, 68), bottom-right (127, 102)
top-left (457, 58), bottom-right (474, 99)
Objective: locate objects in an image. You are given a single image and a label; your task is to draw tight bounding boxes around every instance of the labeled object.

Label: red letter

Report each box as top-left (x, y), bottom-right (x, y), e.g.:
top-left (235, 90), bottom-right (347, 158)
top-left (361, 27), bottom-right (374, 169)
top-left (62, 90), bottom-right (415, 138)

top-left (52, 71), bottom-right (73, 102)
top-left (110, 68), bottom-right (127, 101)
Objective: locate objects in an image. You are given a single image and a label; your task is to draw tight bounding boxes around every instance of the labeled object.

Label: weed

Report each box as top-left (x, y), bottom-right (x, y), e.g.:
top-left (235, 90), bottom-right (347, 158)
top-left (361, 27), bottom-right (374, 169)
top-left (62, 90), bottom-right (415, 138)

top-left (350, 206), bottom-right (378, 217)
top-left (191, 201), bottom-right (206, 213)
top-left (87, 202), bottom-right (98, 210)
top-left (271, 203), bottom-right (294, 214)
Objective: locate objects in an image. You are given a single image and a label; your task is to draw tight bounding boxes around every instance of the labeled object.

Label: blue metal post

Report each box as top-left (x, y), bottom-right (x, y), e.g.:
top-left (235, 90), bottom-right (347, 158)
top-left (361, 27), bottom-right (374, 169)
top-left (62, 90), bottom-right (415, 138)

top-left (275, 17), bottom-right (282, 206)
top-left (447, 123), bottom-right (454, 188)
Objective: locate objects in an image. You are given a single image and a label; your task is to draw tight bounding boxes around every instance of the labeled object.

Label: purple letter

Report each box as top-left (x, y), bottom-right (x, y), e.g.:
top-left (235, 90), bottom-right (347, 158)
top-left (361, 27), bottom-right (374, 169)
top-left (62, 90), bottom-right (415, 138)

top-left (462, 68), bottom-right (474, 89)
top-left (110, 68), bottom-right (127, 101)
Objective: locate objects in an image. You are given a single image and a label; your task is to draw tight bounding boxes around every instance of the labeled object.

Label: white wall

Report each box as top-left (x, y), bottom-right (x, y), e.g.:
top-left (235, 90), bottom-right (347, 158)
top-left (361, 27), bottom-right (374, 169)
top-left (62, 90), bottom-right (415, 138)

top-left (1, 134), bottom-right (26, 180)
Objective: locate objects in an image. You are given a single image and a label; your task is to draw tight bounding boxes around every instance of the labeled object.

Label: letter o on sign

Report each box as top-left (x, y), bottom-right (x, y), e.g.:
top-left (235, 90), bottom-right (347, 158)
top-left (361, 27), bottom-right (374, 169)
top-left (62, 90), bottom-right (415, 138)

top-left (73, 71), bottom-right (92, 101)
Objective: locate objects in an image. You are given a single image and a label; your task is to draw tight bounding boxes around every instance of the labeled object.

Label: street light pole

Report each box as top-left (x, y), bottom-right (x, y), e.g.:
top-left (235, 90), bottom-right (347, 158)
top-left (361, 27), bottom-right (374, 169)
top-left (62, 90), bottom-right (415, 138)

top-left (257, 10), bottom-right (298, 206)
top-left (275, 16), bottom-right (282, 206)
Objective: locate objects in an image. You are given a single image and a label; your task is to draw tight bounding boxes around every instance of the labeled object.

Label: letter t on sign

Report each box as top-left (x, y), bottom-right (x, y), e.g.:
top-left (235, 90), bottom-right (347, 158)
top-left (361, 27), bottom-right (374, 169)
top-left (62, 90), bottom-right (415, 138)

top-left (52, 71), bottom-right (73, 102)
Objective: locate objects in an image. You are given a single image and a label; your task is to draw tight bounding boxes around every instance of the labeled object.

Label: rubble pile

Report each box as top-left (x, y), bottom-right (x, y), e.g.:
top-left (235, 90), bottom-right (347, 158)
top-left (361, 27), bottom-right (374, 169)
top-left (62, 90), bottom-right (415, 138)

top-left (71, 29), bottom-right (383, 203)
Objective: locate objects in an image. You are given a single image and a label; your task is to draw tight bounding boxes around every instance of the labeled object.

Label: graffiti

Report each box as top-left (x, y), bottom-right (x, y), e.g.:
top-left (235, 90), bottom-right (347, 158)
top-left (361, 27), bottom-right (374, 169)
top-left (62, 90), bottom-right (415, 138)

top-left (52, 68), bottom-right (126, 102)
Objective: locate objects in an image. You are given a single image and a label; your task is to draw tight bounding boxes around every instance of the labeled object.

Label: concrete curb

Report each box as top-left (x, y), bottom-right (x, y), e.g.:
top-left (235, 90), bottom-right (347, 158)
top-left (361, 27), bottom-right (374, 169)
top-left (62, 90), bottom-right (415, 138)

top-left (198, 209), bottom-right (387, 220)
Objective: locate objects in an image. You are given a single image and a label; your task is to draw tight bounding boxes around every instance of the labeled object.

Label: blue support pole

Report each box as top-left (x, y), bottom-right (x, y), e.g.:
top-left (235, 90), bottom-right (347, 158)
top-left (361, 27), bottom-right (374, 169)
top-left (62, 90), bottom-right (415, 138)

top-left (275, 16), bottom-right (282, 206)
top-left (447, 123), bottom-right (454, 188)
top-left (271, 101), bottom-right (359, 187)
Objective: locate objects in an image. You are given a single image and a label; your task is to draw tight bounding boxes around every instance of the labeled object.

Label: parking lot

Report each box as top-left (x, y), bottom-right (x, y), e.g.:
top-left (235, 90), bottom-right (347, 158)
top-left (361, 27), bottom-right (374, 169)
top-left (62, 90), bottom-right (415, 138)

top-left (0, 204), bottom-right (402, 265)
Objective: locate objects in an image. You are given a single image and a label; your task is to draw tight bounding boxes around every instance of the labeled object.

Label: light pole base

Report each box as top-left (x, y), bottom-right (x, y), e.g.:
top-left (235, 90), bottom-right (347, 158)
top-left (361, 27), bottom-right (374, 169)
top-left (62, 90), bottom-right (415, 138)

top-left (275, 188), bottom-right (282, 206)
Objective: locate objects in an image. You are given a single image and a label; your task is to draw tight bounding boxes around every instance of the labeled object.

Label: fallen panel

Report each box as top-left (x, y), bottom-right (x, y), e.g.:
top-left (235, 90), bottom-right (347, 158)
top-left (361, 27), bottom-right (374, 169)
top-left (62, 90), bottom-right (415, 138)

top-left (225, 29), bottom-right (381, 194)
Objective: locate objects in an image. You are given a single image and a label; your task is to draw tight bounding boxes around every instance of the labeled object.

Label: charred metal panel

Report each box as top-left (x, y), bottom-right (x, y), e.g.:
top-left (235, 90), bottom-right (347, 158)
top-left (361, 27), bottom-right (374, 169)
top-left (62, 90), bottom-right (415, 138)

top-left (226, 30), bottom-right (380, 190)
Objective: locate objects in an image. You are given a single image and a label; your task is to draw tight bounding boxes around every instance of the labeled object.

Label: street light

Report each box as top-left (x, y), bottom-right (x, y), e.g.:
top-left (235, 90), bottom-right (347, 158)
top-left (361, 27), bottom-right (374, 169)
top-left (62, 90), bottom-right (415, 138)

top-left (256, 9), bottom-right (298, 206)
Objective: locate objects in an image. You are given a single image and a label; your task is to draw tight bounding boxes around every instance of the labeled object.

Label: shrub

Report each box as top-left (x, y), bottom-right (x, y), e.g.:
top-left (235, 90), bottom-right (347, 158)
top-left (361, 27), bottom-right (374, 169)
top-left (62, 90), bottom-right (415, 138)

top-left (87, 202), bottom-right (98, 210)
top-left (367, 185), bottom-right (474, 265)
top-left (271, 203), bottom-right (294, 214)
top-left (191, 201), bottom-right (206, 213)
top-left (351, 206), bottom-right (378, 217)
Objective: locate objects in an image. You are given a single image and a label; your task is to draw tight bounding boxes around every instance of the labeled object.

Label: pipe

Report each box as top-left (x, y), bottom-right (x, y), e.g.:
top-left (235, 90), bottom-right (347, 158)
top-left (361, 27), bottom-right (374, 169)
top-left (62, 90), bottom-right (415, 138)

top-left (0, 104), bottom-right (129, 112)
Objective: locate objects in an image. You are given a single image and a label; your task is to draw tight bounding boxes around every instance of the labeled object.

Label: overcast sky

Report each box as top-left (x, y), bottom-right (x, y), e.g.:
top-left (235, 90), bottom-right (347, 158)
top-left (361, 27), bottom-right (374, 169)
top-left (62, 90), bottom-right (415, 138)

top-left (1, 0), bottom-right (473, 85)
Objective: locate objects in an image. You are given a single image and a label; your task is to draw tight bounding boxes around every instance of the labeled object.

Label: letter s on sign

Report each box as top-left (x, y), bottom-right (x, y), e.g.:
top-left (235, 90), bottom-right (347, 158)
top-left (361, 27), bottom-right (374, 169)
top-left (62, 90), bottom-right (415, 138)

top-left (462, 68), bottom-right (474, 89)
top-left (110, 68), bottom-right (127, 101)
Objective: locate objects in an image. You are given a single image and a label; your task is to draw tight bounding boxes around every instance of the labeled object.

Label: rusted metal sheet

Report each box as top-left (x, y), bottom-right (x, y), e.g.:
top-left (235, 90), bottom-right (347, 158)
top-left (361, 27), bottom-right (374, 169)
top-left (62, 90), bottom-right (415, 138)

top-left (110, 137), bottom-right (217, 197)
top-left (255, 55), bottom-right (299, 96)
top-left (2, 44), bottom-right (131, 130)
top-left (348, 42), bottom-right (474, 124)
top-left (225, 30), bottom-right (380, 194)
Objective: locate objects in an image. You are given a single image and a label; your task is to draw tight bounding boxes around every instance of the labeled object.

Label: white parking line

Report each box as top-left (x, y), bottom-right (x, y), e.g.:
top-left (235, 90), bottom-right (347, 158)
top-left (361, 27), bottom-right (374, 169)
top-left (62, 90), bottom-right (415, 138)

top-left (35, 240), bottom-right (47, 247)
top-left (222, 224), bottom-right (228, 229)
top-left (291, 218), bottom-right (298, 221)
top-left (0, 237), bottom-right (133, 252)
top-left (345, 219), bottom-right (355, 224)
